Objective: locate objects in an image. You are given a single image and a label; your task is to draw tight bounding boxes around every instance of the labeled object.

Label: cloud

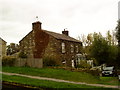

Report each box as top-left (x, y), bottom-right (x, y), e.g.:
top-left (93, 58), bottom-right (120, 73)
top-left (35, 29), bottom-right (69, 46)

top-left (0, 0), bottom-right (119, 44)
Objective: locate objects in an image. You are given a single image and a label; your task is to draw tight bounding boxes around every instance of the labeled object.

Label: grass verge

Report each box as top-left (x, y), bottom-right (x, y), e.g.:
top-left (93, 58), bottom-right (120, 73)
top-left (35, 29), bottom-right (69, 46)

top-left (2, 74), bottom-right (118, 89)
top-left (2, 66), bottom-right (119, 86)
top-left (99, 77), bottom-right (119, 85)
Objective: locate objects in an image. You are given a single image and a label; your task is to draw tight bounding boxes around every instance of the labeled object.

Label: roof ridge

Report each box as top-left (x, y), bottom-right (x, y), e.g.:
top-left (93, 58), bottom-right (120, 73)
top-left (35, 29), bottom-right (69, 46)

top-left (43, 30), bottom-right (81, 43)
top-left (19, 29), bottom-right (81, 43)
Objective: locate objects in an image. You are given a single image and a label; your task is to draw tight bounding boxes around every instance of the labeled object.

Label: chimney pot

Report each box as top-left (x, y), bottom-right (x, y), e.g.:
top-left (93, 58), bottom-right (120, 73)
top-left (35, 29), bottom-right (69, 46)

top-left (32, 21), bottom-right (42, 31)
top-left (62, 29), bottom-right (69, 36)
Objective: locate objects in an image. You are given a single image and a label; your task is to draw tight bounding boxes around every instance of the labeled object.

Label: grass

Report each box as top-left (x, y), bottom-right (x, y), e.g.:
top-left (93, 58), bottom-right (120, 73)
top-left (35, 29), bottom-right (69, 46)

top-left (2, 66), bottom-right (119, 86)
top-left (99, 77), bottom-right (119, 86)
top-left (2, 66), bottom-right (100, 84)
top-left (2, 74), bottom-right (118, 89)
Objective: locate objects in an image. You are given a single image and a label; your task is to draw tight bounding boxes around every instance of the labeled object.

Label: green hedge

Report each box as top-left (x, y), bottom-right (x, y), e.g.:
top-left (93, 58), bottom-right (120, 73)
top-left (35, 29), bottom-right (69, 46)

top-left (2, 56), bottom-right (16, 66)
top-left (76, 60), bottom-right (92, 69)
top-left (18, 52), bottom-right (27, 58)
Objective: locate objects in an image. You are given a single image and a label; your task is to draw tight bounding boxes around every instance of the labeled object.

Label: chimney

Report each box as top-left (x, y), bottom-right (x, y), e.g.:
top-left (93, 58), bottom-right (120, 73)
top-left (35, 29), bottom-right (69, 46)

top-left (62, 29), bottom-right (69, 36)
top-left (32, 21), bottom-right (42, 31)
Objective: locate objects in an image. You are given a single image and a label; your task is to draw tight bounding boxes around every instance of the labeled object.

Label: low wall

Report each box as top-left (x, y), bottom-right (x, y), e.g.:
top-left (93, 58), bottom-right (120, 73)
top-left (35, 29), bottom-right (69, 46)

top-left (14, 58), bottom-right (43, 68)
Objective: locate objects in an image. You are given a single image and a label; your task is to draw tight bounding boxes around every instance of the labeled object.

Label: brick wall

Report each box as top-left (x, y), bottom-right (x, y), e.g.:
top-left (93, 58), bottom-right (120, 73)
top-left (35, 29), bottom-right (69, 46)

top-left (34, 30), bottom-right (49, 58)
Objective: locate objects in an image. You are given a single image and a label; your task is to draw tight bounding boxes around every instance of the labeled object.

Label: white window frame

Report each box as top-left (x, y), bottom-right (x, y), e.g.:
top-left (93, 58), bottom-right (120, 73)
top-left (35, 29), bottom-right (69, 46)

top-left (71, 44), bottom-right (74, 53)
top-left (62, 42), bottom-right (65, 53)
top-left (76, 45), bottom-right (78, 53)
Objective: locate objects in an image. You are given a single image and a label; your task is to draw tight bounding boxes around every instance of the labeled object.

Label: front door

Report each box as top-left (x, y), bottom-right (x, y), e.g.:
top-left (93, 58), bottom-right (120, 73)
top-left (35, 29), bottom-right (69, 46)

top-left (72, 60), bottom-right (74, 68)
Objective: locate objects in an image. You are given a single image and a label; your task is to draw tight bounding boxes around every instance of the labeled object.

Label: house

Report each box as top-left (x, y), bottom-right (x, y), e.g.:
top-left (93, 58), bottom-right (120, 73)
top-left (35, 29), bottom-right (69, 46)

top-left (0, 37), bottom-right (7, 58)
top-left (19, 21), bottom-right (82, 67)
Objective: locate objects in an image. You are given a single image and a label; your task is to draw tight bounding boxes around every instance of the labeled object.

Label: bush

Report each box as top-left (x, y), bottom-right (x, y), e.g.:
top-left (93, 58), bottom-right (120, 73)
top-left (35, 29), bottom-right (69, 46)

top-left (43, 56), bottom-right (58, 67)
top-left (2, 56), bottom-right (16, 66)
top-left (85, 69), bottom-right (100, 76)
top-left (18, 52), bottom-right (27, 58)
top-left (76, 60), bottom-right (91, 69)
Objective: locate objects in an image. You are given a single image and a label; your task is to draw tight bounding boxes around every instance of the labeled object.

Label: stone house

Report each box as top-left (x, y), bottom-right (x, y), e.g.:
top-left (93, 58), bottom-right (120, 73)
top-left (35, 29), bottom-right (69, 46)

top-left (19, 21), bottom-right (82, 67)
top-left (0, 37), bottom-right (7, 58)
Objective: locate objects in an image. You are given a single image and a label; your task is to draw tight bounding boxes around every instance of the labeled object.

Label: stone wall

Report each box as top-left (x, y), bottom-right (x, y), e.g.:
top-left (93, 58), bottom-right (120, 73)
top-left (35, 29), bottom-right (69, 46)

top-left (0, 38), bottom-right (6, 58)
top-left (14, 58), bottom-right (43, 68)
top-left (44, 35), bottom-right (82, 67)
top-left (43, 36), bottom-right (62, 65)
top-left (19, 31), bottom-right (35, 58)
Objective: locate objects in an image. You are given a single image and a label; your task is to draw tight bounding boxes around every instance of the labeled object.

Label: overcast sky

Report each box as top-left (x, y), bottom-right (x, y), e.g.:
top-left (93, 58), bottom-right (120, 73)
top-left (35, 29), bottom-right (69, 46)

top-left (0, 0), bottom-right (119, 44)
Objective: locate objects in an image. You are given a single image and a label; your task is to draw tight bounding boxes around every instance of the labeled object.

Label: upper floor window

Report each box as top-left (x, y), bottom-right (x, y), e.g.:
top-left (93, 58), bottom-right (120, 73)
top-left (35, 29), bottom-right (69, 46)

top-left (76, 45), bottom-right (79, 53)
top-left (62, 42), bottom-right (65, 53)
top-left (71, 44), bottom-right (74, 53)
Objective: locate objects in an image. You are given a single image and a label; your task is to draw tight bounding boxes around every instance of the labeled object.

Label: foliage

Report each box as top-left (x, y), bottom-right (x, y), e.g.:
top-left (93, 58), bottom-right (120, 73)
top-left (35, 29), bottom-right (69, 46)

top-left (116, 20), bottom-right (120, 47)
top-left (90, 33), bottom-right (109, 65)
top-left (88, 32), bottom-right (118, 66)
top-left (7, 43), bottom-right (19, 55)
top-left (91, 58), bottom-right (98, 66)
top-left (78, 31), bottom-right (118, 66)
top-left (76, 60), bottom-right (91, 69)
top-left (18, 52), bottom-right (27, 58)
top-left (2, 56), bottom-right (16, 66)
top-left (115, 20), bottom-right (120, 67)
top-left (43, 56), bottom-right (58, 67)
top-left (107, 45), bottom-right (118, 66)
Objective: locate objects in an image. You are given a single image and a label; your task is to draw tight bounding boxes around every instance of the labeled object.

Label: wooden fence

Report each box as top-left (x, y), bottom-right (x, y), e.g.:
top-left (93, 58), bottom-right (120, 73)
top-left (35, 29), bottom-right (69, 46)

top-left (14, 58), bottom-right (43, 68)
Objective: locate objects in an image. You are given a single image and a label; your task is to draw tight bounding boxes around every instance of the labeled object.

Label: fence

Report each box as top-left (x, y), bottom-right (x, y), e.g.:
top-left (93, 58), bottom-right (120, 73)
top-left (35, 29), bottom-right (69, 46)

top-left (14, 58), bottom-right (43, 68)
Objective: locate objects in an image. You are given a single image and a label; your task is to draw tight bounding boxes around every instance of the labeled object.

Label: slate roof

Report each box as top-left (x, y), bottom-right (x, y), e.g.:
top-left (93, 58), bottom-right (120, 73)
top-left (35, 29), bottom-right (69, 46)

top-left (0, 37), bottom-right (6, 43)
top-left (43, 30), bottom-right (81, 43)
top-left (19, 30), bottom-right (81, 43)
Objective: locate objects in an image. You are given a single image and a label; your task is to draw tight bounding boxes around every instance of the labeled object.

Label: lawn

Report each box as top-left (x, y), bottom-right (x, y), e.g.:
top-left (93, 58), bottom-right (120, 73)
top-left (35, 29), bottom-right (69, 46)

top-left (99, 77), bottom-right (119, 86)
top-left (2, 66), bottom-right (100, 84)
top-left (2, 66), bottom-right (119, 86)
top-left (2, 74), bottom-right (118, 89)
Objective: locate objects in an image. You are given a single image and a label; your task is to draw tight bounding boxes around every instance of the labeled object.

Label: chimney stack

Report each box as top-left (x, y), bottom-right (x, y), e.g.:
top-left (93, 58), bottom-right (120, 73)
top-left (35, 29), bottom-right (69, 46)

top-left (32, 21), bottom-right (42, 31)
top-left (62, 29), bottom-right (69, 36)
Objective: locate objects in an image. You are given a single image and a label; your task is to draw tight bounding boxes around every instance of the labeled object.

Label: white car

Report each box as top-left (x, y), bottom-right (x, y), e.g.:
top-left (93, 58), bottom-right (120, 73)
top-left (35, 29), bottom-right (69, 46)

top-left (118, 75), bottom-right (120, 81)
top-left (102, 66), bottom-right (115, 76)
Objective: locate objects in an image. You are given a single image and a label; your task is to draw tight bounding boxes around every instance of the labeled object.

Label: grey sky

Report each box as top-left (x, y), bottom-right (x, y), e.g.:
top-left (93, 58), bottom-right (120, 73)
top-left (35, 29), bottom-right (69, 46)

top-left (0, 0), bottom-right (119, 44)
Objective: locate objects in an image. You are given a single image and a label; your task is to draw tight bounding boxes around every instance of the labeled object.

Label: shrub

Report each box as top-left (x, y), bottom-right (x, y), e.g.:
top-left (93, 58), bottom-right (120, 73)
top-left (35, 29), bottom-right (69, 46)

top-left (2, 56), bottom-right (16, 66)
top-left (76, 60), bottom-right (91, 69)
top-left (85, 69), bottom-right (100, 76)
top-left (18, 52), bottom-right (27, 58)
top-left (43, 56), bottom-right (58, 67)
top-left (91, 58), bottom-right (98, 66)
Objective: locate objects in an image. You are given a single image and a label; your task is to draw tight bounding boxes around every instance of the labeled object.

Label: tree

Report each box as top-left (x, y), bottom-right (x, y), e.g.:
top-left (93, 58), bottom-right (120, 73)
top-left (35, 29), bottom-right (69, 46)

top-left (111, 30), bottom-right (118, 45)
top-left (116, 20), bottom-right (120, 47)
top-left (90, 33), bottom-right (109, 65)
top-left (78, 31), bottom-right (118, 66)
top-left (106, 30), bottom-right (112, 45)
top-left (18, 51), bottom-right (27, 58)
top-left (86, 33), bottom-right (93, 46)
top-left (107, 45), bottom-right (118, 66)
top-left (77, 34), bottom-right (87, 47)
top-left (116, 20), bottom-right (120, 68)
top-left (7, 43), bottom-right (19, 55)
top-left (89, 32), bottom-right (118, 66)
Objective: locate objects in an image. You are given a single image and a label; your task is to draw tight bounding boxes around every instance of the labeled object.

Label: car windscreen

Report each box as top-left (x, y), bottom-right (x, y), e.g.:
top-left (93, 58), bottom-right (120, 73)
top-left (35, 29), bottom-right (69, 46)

top-left (103, 67), bottom-right (113, 71)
